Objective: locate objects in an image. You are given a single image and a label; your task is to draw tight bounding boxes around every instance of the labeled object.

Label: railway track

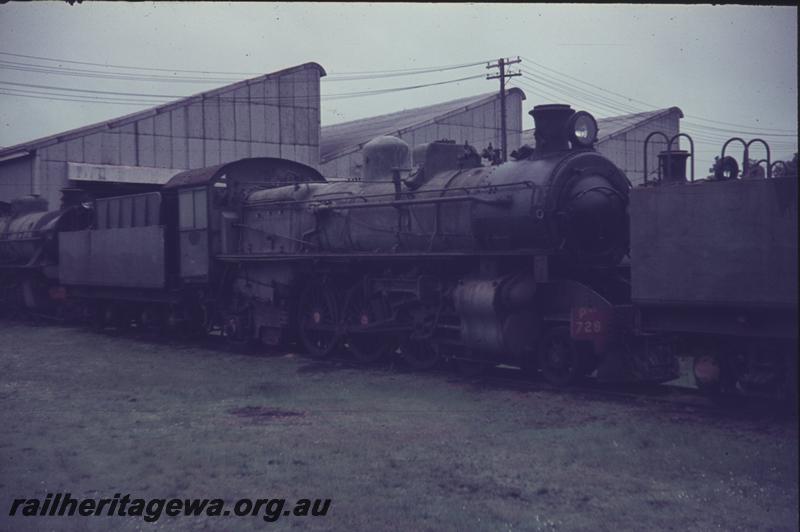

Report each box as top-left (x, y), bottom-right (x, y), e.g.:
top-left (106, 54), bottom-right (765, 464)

top-left (3, 315), bottom-right (794, 421)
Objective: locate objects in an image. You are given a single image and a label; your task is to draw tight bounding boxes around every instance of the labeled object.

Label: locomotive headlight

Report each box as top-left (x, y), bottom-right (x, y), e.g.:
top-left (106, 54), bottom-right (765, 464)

top-left (567, 111), bottom-right (598, 147)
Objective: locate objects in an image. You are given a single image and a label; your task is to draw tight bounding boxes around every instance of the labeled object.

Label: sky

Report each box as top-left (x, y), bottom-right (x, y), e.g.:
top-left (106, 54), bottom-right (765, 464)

top-left (0, 2), bottom-right (797, 176)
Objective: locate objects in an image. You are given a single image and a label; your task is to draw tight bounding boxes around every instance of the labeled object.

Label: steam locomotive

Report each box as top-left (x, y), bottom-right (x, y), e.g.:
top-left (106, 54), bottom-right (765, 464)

top-left (1, 103), bottom-right (796, 398)
top-left (0, 196), bottom-right (90, 314)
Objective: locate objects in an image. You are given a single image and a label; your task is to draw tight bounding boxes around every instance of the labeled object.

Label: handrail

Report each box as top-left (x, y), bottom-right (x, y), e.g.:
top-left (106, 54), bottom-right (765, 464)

top-left (311, 193), bottom-right (514, 212)
top-left (244, 180), bottom-right (535, 209)
top-left (746, 139), bottom-right (771, 178)
top-left (667, 133), bottom-right (695, 182)
top-left (643, 131), bottom-right (671, 184)
top-left (720, 137), bottom-right (772, 178)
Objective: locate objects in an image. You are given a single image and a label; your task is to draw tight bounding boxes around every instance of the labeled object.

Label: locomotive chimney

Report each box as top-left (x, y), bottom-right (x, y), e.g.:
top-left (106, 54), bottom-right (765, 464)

top-left (530, 104), bottom-right (575, 154)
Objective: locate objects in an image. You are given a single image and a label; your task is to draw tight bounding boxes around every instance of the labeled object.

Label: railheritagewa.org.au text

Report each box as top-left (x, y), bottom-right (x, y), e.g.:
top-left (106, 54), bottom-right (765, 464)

top-left (8, 493), bottom-right (331, 523)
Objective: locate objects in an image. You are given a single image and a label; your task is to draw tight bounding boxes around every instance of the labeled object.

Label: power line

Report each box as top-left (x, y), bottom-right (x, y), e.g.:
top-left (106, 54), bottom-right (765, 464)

top-left (0, 60), bottom-right (237, 84)
top-left (516, 76), bottom-right (640, 118)
top-left (0, 60), bottom-right (490, 85)
top-left (521, 55), bottom-right (796, 134)
top-left (0, 50), bottom-right (261, 76)
top-left (681, 121), bottom-right (797, 138)
top-left (0, 51), bottom-right (488, 82)
top-left (2, 48), bottom-right (794, 135)
top-left (0, 89), bottom-right (162, 107)
top-left (515, 74), bottom-right (797, 142)
top-left (0, 73), bottom-right (486, 106)
top-left (510, 78), bottom-right (797, 155)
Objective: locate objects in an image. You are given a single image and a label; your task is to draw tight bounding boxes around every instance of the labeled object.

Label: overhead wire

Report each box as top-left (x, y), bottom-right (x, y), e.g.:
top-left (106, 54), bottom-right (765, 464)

top-left (513, 75), bottom-right (796, 151)
top-left (1, 50), bottom-right (795, 157)
top-left (0, 52), bottom-right (490, 82)
top-left (2, 49), bottom-right (794, 138)
top-left (0, 90), bottom-right (161, 107)
top-left (509, 77), bottom-right (796, 161)
top-left (521, 55), bottom-right (796, 134)
top-left (0, 74), bottom-right (486, 107)
top-left (0, 60), bottom-right (490, 84)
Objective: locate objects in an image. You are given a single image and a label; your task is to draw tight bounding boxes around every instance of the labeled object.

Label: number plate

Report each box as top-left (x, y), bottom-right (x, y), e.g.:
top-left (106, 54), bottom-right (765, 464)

top-left (570, 307), bottom-right (610, 342)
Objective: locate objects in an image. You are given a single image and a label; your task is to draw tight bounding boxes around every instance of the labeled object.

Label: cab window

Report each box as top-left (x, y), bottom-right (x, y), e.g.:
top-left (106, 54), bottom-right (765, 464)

top-left (179, 188), bottom-right (208, 230)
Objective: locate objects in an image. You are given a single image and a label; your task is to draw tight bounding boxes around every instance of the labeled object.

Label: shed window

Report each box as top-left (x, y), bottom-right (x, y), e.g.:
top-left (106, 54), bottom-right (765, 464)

top-left (146, 193), bottom-right (160, 226)
top-left (133, 195), bottom-right (146, 227)
top-left (108, 200), bottom-right (120, 229)
top-left (120, 197), bottom-right (133, 228)
top-left (97, 201), bottom-right (108, 229)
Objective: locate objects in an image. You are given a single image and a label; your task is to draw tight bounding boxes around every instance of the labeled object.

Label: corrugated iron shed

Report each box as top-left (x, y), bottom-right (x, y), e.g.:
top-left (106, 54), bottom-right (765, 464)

top-left (0, 62), bottom-right (326, 208)
top-left (320, 89), bottom-right (526, 178)
top-left (0, 63), bottom-right (326, 160)
top-left (321, 91), bottom-right (524, 162)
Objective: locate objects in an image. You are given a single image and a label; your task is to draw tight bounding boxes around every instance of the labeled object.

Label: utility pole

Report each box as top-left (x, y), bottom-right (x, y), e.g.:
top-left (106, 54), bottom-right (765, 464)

top-left (486, 57), bottom-right (521, 162)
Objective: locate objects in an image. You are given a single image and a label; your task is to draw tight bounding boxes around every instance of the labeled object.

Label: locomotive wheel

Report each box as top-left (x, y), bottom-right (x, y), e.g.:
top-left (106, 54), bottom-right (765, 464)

top-left (110, 304), bottom-right (134, 332)
top-left (455, 357), bottom-right (490, 378)
top-left (140, 305), bottom-right (165, 333)
top-left (342, 282), bottom-right (399, 364)
top-left (297, 282), bottom-right (341, 359)
top-left (185, 304), bottom-right (210, 339)
top-left (165, 305), bottom-right (189, 338)
top-left (519, 348), bottom-right (540, 380)
top-left (446, 347), bottom-right (490, 377)
top-left (90, 302), bottom-right (107, 331)
top-left (400, 340), bottom-right (441, 371)
top-left (538, 326), bottom-right (581, 386)
top-left (222, 315), bottom-right (250, 348)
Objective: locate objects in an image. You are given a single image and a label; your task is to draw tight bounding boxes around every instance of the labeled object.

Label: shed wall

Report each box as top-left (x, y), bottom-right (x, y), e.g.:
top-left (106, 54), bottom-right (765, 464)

top-left (596, 112), bottom-right (681, 186)
top-left (0, 65), bottom-right (322, 208)
top-left (0, 156), bottom-right (34, 203)
top-left (320, 92), bottom-right (524, 179)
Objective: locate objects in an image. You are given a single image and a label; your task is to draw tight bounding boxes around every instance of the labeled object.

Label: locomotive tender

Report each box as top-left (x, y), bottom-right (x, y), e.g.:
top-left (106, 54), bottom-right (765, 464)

top-left (2, 102), bottom-right (795, 397)
top-left (630, 139), bottom-right (798, 398)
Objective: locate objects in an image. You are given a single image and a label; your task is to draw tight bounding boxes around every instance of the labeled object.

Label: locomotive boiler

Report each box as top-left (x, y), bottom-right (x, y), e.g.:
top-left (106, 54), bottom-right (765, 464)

top-left (220, 104), bottom-right (668, 384)
top-left (242, 104), bottom-right (629, 264)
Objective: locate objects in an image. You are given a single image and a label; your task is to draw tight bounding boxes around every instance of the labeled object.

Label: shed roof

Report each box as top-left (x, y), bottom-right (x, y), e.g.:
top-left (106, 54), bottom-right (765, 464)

top-left (0, 62), bottom-right (326, 160)
top-left (320, 88), bottom-right (526, 162)
top-left (519, 107), bottom-right (683, 147)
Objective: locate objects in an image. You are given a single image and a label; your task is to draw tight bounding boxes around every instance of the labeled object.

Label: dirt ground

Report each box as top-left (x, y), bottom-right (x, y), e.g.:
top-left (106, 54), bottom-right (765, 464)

top-left (0, 320), bottom-right (797, 531)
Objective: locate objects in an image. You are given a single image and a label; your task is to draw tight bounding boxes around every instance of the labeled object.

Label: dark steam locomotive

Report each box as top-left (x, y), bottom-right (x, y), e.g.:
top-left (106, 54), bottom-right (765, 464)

top-left (219, 103), bottom-right (652, 383)
top-left (0, 196), bottom-right (90, 313)
top-left (2, 102), bottom-right (795, 398)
